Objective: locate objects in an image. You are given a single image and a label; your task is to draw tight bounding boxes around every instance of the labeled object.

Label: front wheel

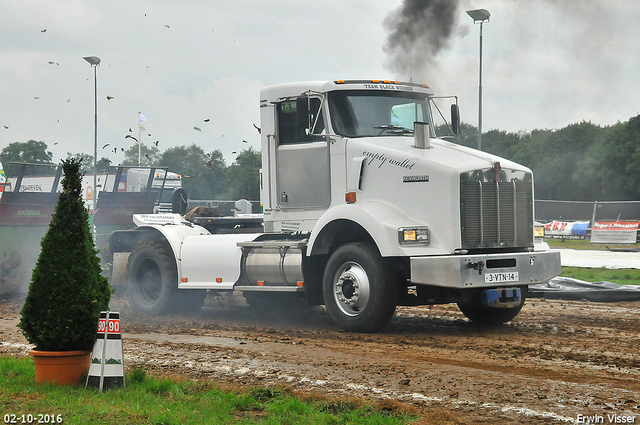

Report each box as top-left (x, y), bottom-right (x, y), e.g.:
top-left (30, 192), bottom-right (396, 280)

top-left (322, 243), bottom-right (397, 333)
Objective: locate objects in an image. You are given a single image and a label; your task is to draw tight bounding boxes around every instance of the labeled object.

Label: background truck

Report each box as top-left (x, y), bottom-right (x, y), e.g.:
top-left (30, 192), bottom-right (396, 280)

top-left (110, 79), bottom-right (561, 332)
top-left (125, 168), bottom-right (184, 214)
top-left (0, 163), bottom-right (182, 298)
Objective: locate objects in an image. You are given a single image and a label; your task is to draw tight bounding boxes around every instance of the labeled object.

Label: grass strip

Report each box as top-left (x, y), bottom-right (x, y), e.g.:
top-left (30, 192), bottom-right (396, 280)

top-left (0, 356), bottom-right (418, 425)
top-left (560, 267), bottom-right (640, 286)
top-left (545, 239), bottom-right (640, 285)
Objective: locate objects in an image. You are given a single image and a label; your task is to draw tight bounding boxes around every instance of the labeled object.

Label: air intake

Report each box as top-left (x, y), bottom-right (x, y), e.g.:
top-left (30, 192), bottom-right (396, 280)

top-left (413, 122), bottom-right (431, 149)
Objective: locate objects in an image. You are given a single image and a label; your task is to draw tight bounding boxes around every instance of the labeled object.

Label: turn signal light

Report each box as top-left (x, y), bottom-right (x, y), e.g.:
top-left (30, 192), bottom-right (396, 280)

top-left (399, 227), bottom-right (430, 244)
top-left (345, 192), bottom-right (357, 203)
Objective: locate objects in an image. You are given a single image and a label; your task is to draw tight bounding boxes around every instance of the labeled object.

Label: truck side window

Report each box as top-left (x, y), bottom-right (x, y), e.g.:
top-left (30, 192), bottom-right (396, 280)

top-left (277, 101), bottom-right (304, 144)
top-left (277, 98), bottom-right (325, 144)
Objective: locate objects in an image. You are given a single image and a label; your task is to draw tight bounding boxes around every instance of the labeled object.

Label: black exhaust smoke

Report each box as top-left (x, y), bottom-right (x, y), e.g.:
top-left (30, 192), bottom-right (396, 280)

top-left (383, 0), bottom-right (465, 81)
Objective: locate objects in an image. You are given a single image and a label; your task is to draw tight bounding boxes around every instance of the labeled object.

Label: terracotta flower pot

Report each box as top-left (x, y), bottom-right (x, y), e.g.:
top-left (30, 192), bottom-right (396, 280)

top-left (29, 349), bottom-right (91, 385)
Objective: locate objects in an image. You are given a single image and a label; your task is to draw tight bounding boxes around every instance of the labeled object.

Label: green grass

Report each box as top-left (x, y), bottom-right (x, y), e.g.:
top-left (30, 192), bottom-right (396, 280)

top-left (0, 357), bottom-right (417, 425)
top-left (560, 267), bottom-right (640, 286)
top-left (544, 239), bottom-right (640, 285)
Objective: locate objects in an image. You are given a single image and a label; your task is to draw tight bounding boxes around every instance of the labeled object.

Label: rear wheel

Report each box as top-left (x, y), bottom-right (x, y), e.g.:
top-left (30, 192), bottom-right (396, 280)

top-left (323, 243), bottom-right (397, 332)
top-left (457, 299), bottom-right (525, 326)
top-left (127, 239), bottom-right (205, 315)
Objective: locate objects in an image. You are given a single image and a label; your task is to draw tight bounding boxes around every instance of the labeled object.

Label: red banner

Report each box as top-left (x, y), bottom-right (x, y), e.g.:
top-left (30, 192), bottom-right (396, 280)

top-left (592, 221), bottom-right (640, 230)
top-left (591, 221), bottom-right (640, 244)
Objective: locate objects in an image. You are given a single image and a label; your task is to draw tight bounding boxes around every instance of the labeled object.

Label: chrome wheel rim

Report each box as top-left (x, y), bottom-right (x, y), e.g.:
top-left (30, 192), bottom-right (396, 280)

top-left (333, 261), bottom-right (370, 316)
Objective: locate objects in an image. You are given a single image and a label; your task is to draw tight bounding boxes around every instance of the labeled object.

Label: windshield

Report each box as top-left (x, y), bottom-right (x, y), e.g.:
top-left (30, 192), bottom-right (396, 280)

top-left (328, 90), bottom-right (431, 137)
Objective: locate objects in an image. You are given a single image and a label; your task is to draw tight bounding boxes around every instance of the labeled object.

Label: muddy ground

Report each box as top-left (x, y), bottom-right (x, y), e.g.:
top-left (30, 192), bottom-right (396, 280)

top-left (1, 293), bottom-right (639, 424)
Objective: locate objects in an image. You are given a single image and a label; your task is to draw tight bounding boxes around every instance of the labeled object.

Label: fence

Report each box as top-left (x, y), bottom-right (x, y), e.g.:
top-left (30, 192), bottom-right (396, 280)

top-left (535, 200), bottom-right (640, 223)
top-left (536, 200), bottom-right (640, 243)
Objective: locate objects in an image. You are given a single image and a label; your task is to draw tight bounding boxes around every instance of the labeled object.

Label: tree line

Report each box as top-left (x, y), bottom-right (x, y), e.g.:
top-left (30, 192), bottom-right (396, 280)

top-left (443, 113), bottom-right (640, 201)
top-left (3, 113), bottom-right (640, 202)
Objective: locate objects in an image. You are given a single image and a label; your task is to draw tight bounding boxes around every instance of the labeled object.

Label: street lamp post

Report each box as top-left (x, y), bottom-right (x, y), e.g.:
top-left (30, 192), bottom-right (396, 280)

top-left (83, 56), bottom-right (101, 217)
top-left (466, 9), bottom-right (490, 151)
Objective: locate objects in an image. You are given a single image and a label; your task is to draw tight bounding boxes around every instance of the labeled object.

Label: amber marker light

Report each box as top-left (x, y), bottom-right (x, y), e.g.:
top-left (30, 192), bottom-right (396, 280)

top-left (398, 227), bottom-right (430, 244)
top-left (345, 192), bottom-right (357, 203)
top-left (404, 230), bottom-right (417, 241)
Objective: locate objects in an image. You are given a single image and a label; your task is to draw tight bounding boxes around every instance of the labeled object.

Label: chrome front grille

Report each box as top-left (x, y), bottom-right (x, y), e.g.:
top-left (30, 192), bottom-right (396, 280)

top-left (461, 170), bottom-right (533, 250)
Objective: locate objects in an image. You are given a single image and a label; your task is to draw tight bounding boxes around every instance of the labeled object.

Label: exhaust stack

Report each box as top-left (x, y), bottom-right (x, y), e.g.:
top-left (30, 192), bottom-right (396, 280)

top-left (414, 121), bottom-right (431, 149)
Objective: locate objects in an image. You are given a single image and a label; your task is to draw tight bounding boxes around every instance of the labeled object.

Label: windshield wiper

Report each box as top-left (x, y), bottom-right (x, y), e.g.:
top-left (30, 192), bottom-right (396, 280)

top-left (373, 125), bottom-right (413, 136)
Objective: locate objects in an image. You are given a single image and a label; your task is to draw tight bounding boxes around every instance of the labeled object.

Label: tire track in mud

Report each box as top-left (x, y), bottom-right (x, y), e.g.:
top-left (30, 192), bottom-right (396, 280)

top-left (114, 297), bottom-right (639, 423)
top-left (2, 296), bottom-right (639, 423)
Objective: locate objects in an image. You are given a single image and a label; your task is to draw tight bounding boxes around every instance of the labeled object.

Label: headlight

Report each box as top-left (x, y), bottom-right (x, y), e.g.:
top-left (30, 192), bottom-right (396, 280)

top-left (534, 226), bottom-right (545, 238)
top-left (399, 227), bottom-right (429, 244)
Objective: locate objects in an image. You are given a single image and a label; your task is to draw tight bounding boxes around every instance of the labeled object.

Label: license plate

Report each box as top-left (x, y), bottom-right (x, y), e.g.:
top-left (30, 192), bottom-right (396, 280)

top-left (484, 272), bottom-right (519, 284)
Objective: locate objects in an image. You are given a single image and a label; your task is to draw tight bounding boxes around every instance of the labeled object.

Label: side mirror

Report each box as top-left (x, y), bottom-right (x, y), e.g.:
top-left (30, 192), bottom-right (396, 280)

top-left (451, 104), bottom-right (460, 136)
top-left (296, 97), bottom-right (309, 129)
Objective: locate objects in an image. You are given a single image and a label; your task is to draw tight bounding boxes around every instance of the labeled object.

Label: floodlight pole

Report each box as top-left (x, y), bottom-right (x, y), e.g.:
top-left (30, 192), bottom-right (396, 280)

top-left (83, 56), bottom-right (101, 218)
top-left (467, 9), bottom-right (490, 151)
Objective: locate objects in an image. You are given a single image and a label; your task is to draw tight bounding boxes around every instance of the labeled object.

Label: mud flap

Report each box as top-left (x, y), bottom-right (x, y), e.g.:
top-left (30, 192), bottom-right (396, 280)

top-left (110, 252), bottom-right (130, 292)
top-left (481, 287), bottom-right (521, 308)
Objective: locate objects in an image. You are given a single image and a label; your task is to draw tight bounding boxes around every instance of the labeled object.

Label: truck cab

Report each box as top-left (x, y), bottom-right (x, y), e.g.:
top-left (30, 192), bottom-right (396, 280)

top-left (111, 79), bottom-right (561, 332)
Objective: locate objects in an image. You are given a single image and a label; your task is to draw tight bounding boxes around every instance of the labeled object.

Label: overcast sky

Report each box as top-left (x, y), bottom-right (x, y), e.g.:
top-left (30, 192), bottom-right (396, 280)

top-left (1, 0), bottom-right (639, 166)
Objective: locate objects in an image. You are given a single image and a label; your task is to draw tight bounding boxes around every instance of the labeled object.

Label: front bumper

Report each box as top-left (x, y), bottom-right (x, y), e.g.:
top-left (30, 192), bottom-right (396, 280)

top-left (410, 250), bottom-right (561, 289)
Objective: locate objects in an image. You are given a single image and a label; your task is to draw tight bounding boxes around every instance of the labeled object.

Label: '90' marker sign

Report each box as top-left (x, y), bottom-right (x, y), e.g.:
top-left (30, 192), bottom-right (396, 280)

top-left (97, 318), bottom-right (121, 334)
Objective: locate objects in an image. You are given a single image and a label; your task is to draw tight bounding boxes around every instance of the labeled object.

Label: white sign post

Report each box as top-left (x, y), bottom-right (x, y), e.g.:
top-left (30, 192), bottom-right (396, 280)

top-left (86, 311), bottom-right (125, 391)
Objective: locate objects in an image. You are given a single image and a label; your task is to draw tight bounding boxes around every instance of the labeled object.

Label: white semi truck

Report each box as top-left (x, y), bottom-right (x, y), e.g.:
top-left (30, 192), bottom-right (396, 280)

top-left (110, 79), bottom-right (561, 332)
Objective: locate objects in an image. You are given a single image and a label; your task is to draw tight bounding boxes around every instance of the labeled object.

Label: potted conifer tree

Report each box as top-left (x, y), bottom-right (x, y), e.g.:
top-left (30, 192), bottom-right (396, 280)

top-left (18, 158), bottom-right (112, 384)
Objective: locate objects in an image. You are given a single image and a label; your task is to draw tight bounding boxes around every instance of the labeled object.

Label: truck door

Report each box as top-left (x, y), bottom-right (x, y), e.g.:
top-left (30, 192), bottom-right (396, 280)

top-left (276, 97), bottom-right (330, 209)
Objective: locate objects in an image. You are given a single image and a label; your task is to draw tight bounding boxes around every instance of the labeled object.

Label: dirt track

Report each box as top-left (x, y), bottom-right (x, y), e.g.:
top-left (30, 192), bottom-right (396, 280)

top-left (2, 293), bottom-right (639, 424)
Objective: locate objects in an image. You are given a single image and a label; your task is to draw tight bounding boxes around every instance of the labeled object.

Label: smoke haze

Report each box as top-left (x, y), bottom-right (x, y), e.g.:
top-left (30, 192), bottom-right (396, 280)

top-left (383, 0), bottom-right (466, 82)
